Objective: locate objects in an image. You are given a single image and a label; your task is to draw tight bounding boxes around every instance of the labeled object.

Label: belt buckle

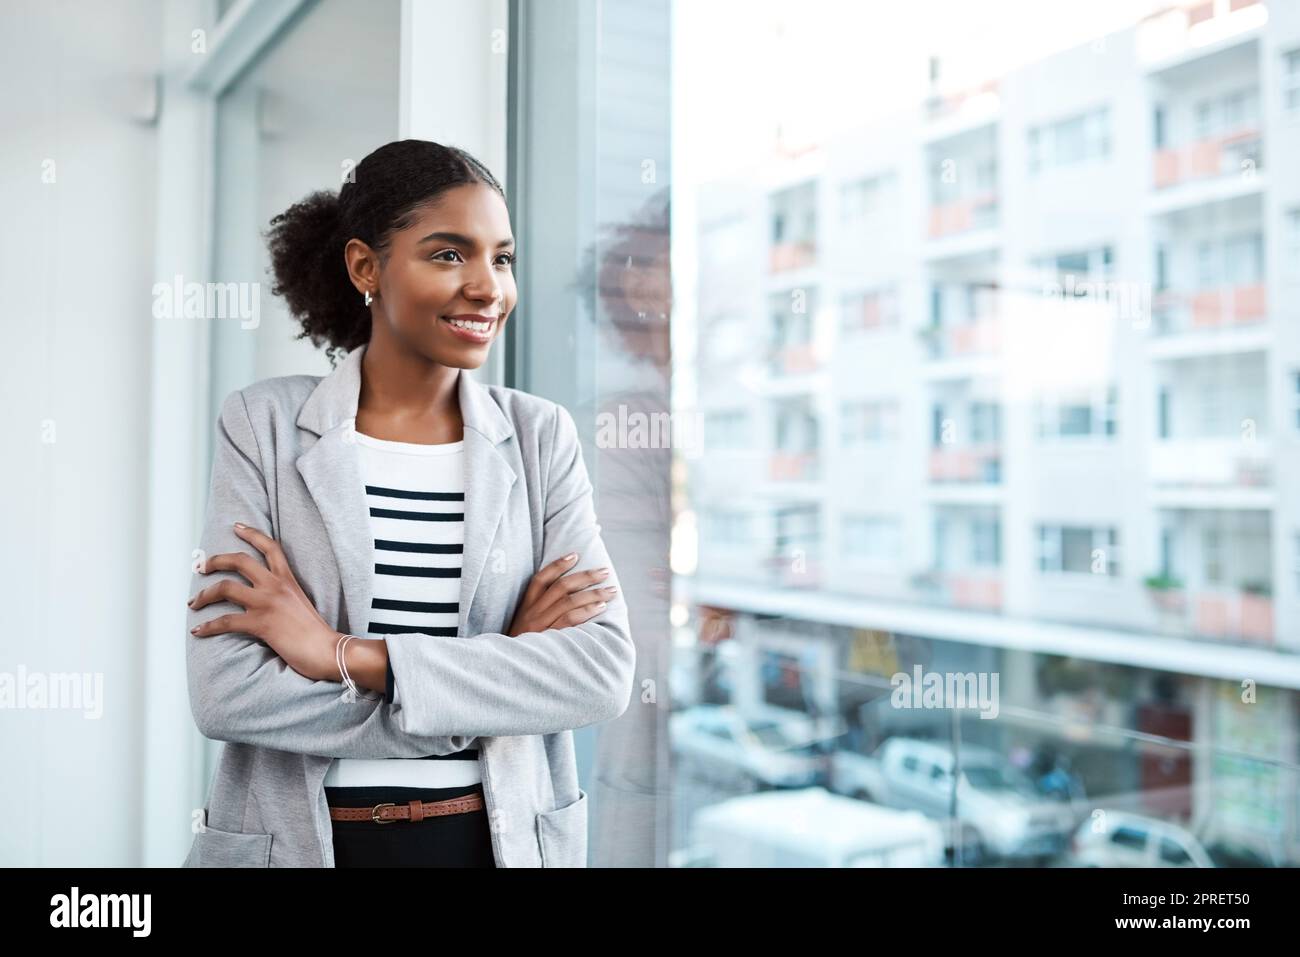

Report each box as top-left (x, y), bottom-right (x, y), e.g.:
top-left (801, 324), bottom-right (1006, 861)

top-left (370, 802), bottom-right (398, 824)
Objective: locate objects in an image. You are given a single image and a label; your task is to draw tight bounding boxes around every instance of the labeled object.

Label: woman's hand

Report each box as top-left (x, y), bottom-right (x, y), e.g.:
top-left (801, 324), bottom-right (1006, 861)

top-left (188, 522), bottom-right (339, 682)
top-left (506, 553), bottom-right (618, 637)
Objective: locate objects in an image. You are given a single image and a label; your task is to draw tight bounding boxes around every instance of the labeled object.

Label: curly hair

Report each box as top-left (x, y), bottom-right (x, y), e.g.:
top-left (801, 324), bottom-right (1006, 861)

top-left (264, 139), bottom-right (505, 365)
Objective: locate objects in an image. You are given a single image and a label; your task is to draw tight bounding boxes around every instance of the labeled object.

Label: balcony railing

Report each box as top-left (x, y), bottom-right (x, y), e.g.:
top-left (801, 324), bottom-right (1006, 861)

top-left (765, 548), bottom-right (822, 588)
top-left (1194, 588), bottom-right (1273, 643)
top-left (1151, 284), bottom-right (1266, 334)
top-left (1147, 583), bottom-right (1274, 644)
top-left (768, 343), bottom-right (820, 376)
top-left (924, 79), bottom-right (1000, 123)
top-left (928, 444), bottom-right (1002, 483)
top-left (1137, 0), bottom-right (1267, 65)
top-left (1152, 129), bottom-right (1262, 189)
top-left (920, 316), bottom-right (1001, 359)
top-left (769, 240), bottom-right (816, 272)
top-left (911, 569), bottom-right (1004, 611)
top-left (1149, 438), bottom-right (1271, 488)
top-left (769, 451), bottom-right (820, 481)
top-left (927, 192), bottom-right (998, 238)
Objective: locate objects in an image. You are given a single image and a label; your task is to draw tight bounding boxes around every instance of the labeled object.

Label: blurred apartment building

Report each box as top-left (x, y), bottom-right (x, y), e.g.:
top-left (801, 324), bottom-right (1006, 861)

top-left (684, 0), bottom-right (1300, 856)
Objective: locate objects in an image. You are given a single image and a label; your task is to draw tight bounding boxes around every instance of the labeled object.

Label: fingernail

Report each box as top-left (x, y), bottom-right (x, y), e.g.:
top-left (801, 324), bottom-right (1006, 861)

top-left (563, 553), bottom-right (577, 562)
top-left (595, 601), bottom-right (607, 609)
top-left (234, 522), bottom-right (246, 529)
top-left (190, 626), bottom-right (199, 634)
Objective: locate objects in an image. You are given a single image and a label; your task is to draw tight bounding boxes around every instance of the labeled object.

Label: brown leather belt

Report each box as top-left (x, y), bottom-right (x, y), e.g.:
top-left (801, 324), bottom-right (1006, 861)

top-left (329, 792), bottom-right (485, 824)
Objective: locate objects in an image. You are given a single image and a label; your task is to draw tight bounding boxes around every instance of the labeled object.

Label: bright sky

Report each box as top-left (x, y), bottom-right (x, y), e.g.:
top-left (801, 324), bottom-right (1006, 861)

top-left (674, 0), bottom-right (1163, 181)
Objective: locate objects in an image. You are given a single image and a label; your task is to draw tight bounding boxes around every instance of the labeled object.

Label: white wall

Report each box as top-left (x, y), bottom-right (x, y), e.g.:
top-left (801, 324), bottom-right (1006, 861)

top-left (0, 0), bottom-right (165, 865)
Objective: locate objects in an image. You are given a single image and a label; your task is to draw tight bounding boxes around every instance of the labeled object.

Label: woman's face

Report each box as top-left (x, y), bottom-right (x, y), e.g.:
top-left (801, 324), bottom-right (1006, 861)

top-left (366, 183), bottom-right (516, 369)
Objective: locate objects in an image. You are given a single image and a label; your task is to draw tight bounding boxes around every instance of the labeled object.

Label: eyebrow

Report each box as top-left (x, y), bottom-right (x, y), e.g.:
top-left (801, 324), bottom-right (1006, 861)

top-left (417, 230), bottom-right (515, 250)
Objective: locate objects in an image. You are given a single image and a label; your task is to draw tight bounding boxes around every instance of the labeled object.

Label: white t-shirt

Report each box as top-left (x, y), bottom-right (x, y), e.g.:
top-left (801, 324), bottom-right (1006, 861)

top-left (322, 428), bottom-right (481, 789)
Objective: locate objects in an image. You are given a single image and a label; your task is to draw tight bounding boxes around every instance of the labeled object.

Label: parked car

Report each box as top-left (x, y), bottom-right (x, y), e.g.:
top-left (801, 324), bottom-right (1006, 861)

top-left (1064, 811), bottom-right (1217, 867)
top-left (829, 736), bottom-right (1077, 862)
top-left (684, 786), bottom-right (947, 867)
top-left (670, 704), bottom-right (831, 788)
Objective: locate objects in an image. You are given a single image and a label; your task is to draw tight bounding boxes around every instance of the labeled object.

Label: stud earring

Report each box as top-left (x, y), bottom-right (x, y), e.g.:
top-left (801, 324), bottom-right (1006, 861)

top-left (364, 289), bottom-right (373, 306)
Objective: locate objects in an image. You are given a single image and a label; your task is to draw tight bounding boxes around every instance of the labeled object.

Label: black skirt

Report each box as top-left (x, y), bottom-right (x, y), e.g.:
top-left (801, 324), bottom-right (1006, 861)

top-left (326, 782), bottom-right (496, 868)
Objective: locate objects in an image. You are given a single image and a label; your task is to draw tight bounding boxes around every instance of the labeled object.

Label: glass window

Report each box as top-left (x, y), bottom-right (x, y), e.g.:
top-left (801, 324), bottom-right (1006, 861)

top-left (1286, 49), bottom-right (1300, 113)
top-left (1159, 837), bottom-right (1193, 865)
top-left (1111, 826), bottom-right (1148, 851)
top-left (669, 0), bottom-right (1295, 873)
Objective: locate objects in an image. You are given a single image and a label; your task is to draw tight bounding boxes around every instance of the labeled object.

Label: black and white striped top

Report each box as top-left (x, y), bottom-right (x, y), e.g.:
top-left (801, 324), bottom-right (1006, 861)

top-left (323, 428), bottom-right (481, 789)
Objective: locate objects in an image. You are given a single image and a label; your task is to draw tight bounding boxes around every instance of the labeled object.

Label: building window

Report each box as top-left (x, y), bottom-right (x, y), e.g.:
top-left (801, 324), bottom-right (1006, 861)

top-left (840, 172), bottom-right (895, 226)
top-left (775, 505), bottom-right (821, 554)
top-left (703, 509), bottom-right (751, 547)
top-left (840, 285), bottom-right (900, 333)
top-left (1203, 527), bottom-right (1224, 585)
top-left (1033, 244), bottom-right (1116, 286)
top-left (1286, 209), bottom-right (1300, 279)
top-left (1293, 532), bottom-right (1300, 592)
top-left (970, 401), bottom-right (1001, 443)
top-left (1035, 387), bottom-right (1118, 439)
top-left (841, 399), bottom-right (900, 445)
top-left (704, 410), bottom-right (750, 450)
top-left (1037, 524), bottom-right (1121, 577)
top-left (971, 517), bottom-right (1001, 567)
top-left (1192, 86), bottom-right (1260, 140)
top-left (1223, 232), bottom-right (1263, 285)
top-left (843, 515), bottom-right (901, 562)
top-left (1286, 48), bottom-right (1300, 115)
top-left (1292, 370), bottom-right (1300, 432)
top-left (1028, 106), bottom-right (1110, 174)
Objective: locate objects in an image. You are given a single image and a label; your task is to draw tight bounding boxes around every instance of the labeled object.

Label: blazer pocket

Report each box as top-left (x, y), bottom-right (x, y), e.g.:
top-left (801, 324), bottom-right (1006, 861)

top-left (535, 788), bottom-right (588, 868)
top-left (189, 823), bottom-right (274, 867)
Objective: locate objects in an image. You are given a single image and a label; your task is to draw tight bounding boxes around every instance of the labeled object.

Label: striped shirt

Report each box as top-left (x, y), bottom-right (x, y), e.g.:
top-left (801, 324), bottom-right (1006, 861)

top-left (322, 428), bottom-right (481, 789)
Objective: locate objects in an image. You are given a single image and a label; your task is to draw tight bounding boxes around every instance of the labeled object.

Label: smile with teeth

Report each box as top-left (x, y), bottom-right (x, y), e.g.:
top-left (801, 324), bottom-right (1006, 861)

top-left (444, 317), bottom-right (495, 332)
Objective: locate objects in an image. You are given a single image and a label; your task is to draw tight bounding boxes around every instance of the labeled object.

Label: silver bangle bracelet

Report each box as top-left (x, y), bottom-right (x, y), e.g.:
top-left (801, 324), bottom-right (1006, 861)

top-left (335, 633), bottom-right (362, 699)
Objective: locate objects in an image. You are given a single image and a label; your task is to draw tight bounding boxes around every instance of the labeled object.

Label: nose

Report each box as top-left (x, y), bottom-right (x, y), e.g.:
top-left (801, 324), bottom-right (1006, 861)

top-left (465, 270), bottom-right (505, 312)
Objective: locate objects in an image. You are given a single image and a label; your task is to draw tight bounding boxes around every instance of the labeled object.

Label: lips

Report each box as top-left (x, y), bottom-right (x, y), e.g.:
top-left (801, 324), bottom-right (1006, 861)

top-left (440, 314), bottom-right (498, 343)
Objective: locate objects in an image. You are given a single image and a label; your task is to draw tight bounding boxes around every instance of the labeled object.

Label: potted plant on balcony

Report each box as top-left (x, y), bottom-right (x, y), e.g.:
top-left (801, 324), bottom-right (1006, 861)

top-left (908, 568), bottom-right (944, 603)
top-left (1143, 573), bottom-right (1184, 606)
top-left (916, 317), bottom-right (944, 359)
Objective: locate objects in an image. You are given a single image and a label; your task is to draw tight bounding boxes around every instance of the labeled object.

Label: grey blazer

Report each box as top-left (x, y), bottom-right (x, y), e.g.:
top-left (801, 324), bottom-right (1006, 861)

top-left (182, 342), bottom-right (636, 867)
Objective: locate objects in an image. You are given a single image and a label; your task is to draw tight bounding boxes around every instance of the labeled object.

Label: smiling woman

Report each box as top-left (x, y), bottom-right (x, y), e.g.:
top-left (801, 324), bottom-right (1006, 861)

top-left (266, 139), bottom-right (517, 366)
top-left (182, 140), bottom-right (634, 868)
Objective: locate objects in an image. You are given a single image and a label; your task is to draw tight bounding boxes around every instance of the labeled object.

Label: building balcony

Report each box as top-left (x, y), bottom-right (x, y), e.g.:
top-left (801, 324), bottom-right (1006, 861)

top-left (925, 79), bottom-right (999, 124)
top-left (919, 316), bottom-right (1001, 360)
top-left (1152, 129), bottom-right (1261, 190)
top-left (1137, 0), bottom-right (1267, 69)
top-left (769, 240), bottom-right (816, 273)
top-left (911, 569), bottom-right (1004, 611)
top-left (927, 192), bottom-right (998, 239)
top-left (1146, 582), bottom-right (1274, 644)
top-left (769, 451), bottom-right (821, 482)
top-left (1149, 438), bottom-right (1270, 490)
top-left (928, 444), bottom-right (1001, 483)
top-left (768, 343), bottom-right (821, 376)
top-left (1151, 284), bottom-right (1265, 334)
top-left (765, 548), bottom-right (823, 589)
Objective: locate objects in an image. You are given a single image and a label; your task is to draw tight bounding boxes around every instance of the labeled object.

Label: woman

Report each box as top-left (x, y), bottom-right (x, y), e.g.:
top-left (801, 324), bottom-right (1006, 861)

top-left (181, 140), bottom-right (635, 867)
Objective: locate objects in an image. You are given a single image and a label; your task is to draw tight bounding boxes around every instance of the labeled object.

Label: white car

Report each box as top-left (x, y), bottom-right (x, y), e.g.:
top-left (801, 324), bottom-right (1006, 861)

top-left (829, 737), bottom-right (1076, 862)
top-left (670, 704), bottom-right (830, 788)
top-left (685, 786), bottom-right (947, 867)
top-left (1065, 811), bottom-right (1215, 868)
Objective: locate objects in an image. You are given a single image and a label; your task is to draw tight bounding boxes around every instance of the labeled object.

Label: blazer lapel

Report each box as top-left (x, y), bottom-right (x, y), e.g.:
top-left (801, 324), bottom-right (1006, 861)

top-left (294, 343), bottom-right (518, 640)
